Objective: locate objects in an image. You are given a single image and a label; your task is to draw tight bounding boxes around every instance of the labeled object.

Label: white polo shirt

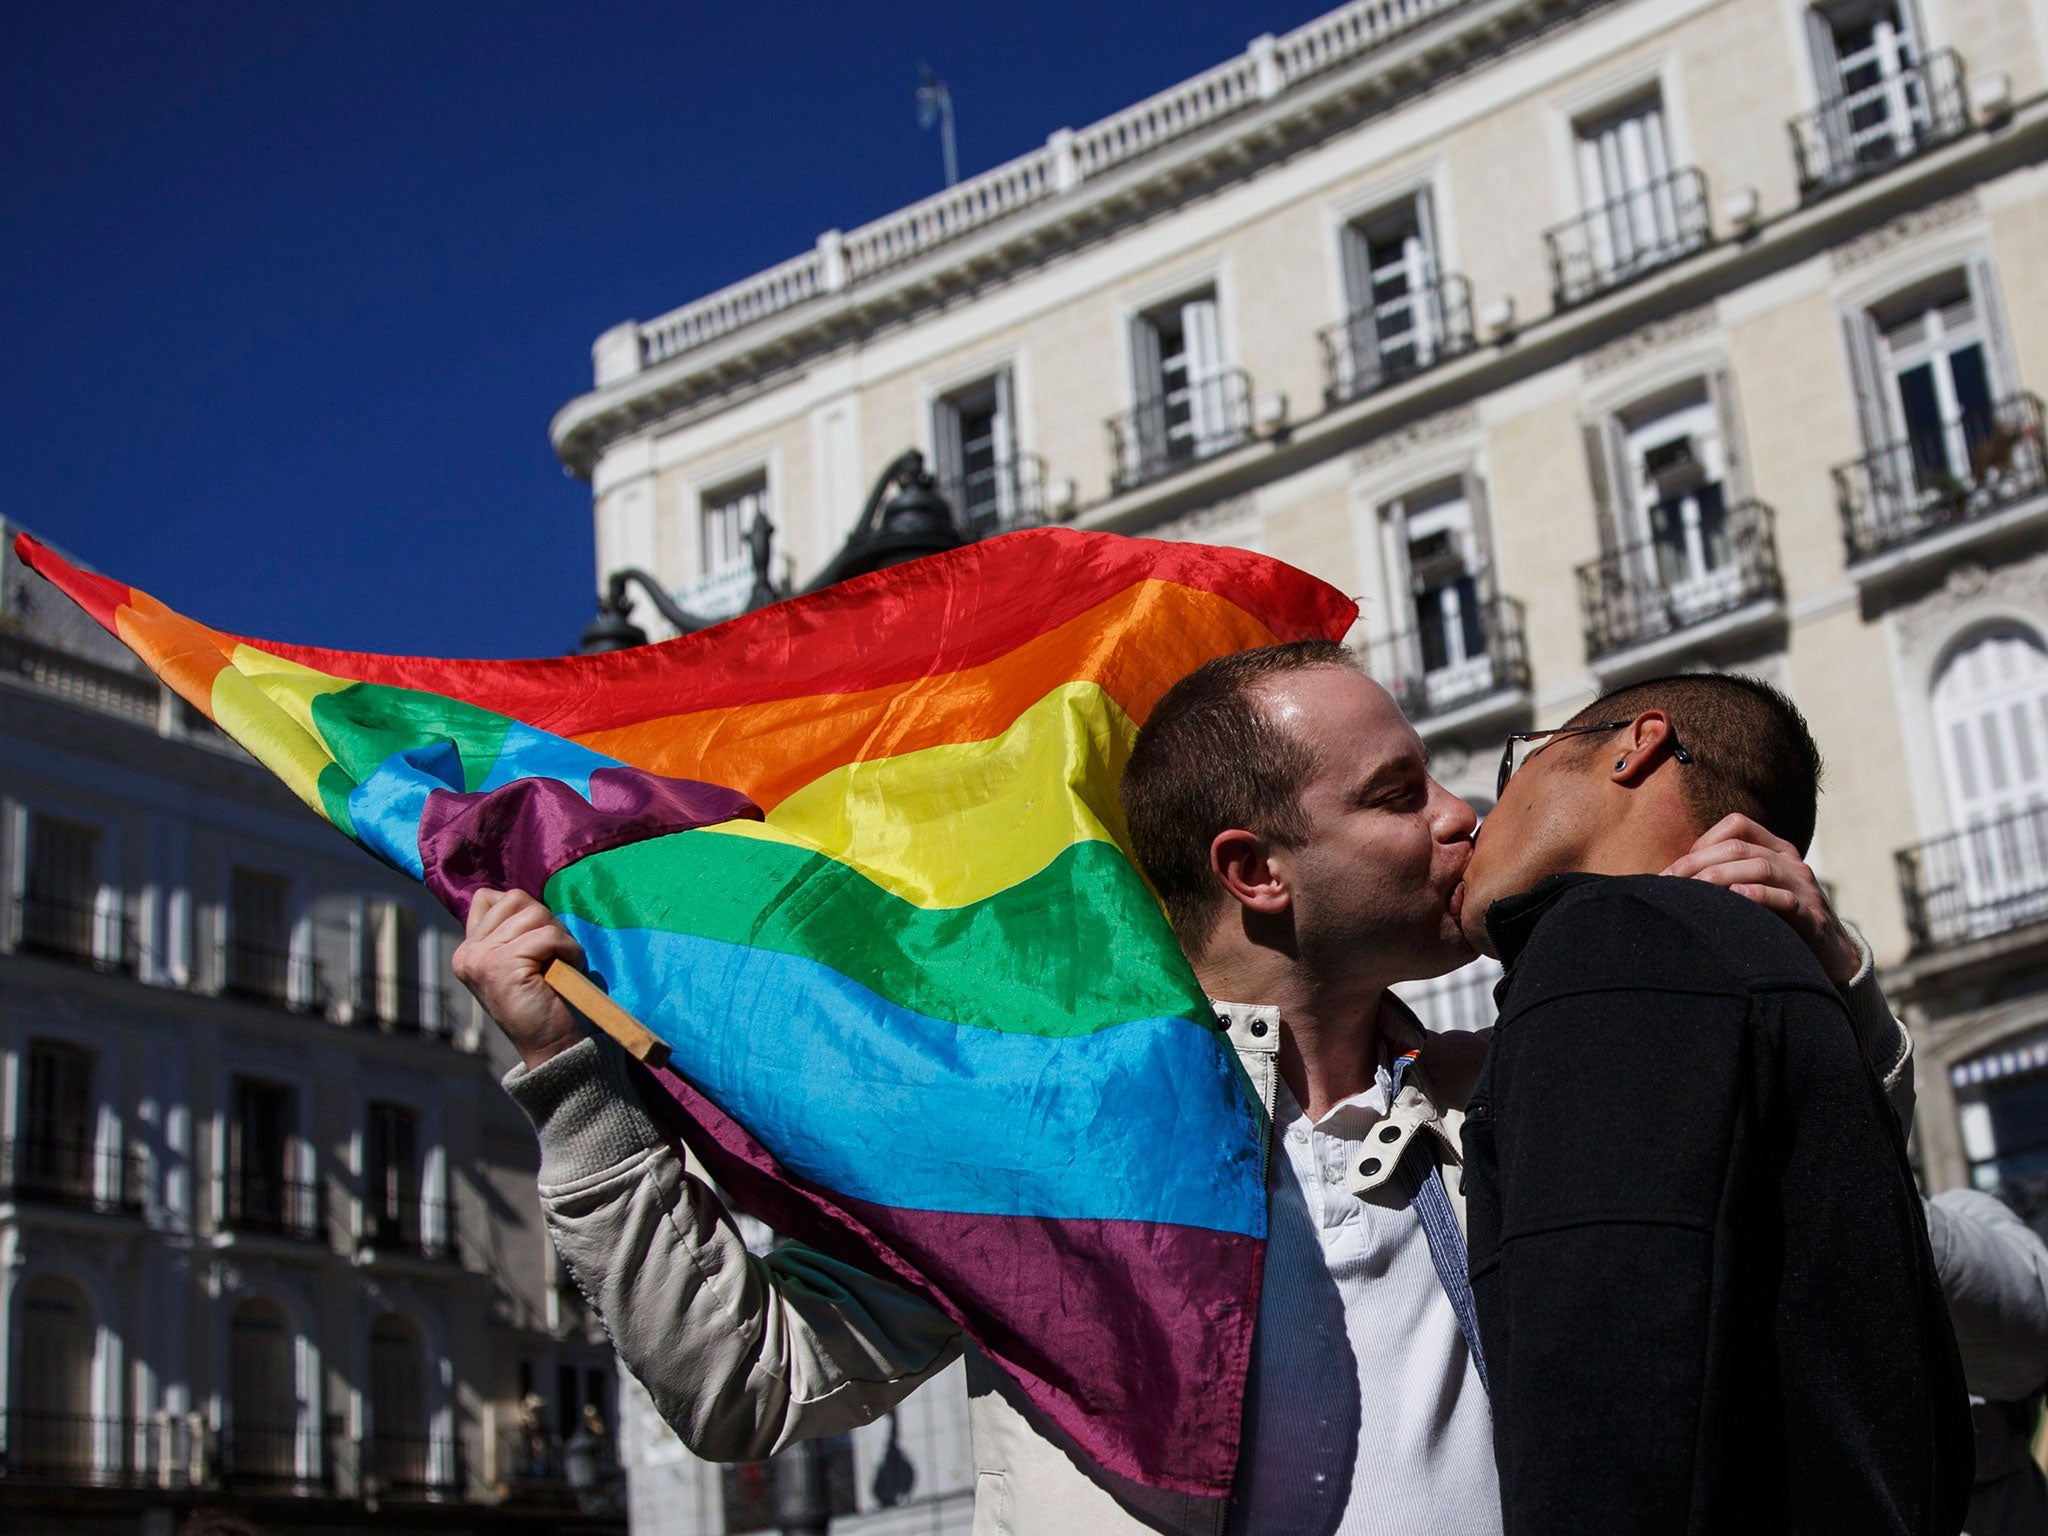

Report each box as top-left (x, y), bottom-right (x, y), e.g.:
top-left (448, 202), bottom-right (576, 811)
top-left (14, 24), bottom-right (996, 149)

top-left (1228, 1071), bottom-right (1501, 1536)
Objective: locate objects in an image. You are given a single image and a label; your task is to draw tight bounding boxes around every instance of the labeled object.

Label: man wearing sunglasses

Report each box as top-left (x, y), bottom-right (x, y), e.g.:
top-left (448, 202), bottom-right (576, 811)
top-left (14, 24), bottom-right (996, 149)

top-left (1458, 674), bottom-right (1972, 1536)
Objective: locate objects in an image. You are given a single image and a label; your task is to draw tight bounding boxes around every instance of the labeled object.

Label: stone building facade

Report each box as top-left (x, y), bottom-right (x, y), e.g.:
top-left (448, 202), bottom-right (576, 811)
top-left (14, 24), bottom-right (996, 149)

top-left (0, 521), bottom-right (625, 1534)
top-left (549, 0), bottom-right (2048, 1527)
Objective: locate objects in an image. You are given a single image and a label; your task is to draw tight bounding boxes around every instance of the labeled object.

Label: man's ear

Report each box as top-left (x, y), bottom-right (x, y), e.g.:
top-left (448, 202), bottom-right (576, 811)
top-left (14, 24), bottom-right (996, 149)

top-left (1212, 827), bottom-right (1290, 915)
top-left (1612, 710), bottom-right (1676, 784)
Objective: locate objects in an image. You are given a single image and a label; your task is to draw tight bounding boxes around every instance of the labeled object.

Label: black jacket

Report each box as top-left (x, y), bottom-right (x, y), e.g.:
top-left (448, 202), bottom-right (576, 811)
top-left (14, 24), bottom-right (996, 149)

top-left (1464, 873), bottom-right (1972, 1536)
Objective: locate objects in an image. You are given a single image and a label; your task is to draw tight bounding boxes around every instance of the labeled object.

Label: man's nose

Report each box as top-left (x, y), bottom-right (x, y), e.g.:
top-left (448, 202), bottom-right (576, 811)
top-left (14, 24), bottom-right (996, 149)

top-left (1431, 780), bottom-right (1479, 841)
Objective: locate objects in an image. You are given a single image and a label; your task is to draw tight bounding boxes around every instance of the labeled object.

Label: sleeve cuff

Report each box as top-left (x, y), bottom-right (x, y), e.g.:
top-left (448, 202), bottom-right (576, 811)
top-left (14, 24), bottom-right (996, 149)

top-left (503, 1035), bottom-right (667, 1186)
top-left (1835, 920), bottom-right (1915, 1127)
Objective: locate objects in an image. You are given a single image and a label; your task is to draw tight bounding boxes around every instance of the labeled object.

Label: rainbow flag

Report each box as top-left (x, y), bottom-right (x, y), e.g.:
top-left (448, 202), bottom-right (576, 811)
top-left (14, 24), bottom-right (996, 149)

top-left (17, 527), bottom-right (1356, 1494)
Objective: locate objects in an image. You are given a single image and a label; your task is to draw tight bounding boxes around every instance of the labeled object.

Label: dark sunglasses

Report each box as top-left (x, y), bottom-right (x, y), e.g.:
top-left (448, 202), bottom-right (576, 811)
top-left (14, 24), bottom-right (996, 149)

top-left (1496, 720), bottom-right (1692, 800)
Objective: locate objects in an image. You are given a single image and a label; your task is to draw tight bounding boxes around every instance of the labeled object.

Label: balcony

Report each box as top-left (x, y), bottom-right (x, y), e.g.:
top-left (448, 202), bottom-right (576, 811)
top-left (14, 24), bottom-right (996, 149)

top-left (940, 452), bottom-right (1052, 539)
top-left (221, 1171), bottom-right (326, 1245)
top-left (1577, 498), bottom-right (1785, 676)
top-left (1319, 273), bottom-right (1476, 407)
top-left (1835, 392), bottom-right (2048, 574)
top-left (13, 893), bottom-right (136, 976)
top-left (1899, 805), bottom-right (2048, 953)
top-left (1791, 51), bottom-right (1969, 201)
top-left (357, 1186), bottom-right (456, 1263)
top-left (0, 1410), bottom-right (207, 1489)
top-left (0, 1135), bottom-right (145, 1217)
top-left (222, 937), bottom-right (337, 1018)
top-left (366, 1431), bottom-right (464, 1500)
top-left (1545, 168), bottom-right (1711, 309)
top-left (217, 1421), bottom-right (333, 1496)
top-left (1107, 368), bottom-right (1253, 493)
top-left (1363, 595), bottom-right (1531, 740)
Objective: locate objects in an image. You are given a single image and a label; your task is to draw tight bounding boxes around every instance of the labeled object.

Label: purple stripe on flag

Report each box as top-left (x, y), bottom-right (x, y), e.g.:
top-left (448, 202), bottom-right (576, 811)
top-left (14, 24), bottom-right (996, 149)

top-left (630, 1052), bottom-right (1260, 1497)
top-left (419, 766), bottom-right (759, 917)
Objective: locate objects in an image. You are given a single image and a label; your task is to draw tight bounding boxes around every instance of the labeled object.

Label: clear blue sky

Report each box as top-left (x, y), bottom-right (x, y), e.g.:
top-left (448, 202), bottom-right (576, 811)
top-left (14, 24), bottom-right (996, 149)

top-left (3, 2), bottom-right (1328, 659)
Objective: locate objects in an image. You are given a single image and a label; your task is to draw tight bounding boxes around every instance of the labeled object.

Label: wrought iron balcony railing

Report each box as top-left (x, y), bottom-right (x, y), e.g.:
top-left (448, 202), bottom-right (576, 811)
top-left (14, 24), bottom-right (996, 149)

top-left (221, 1170), bottom-right (326, 1244)
top-left (222, 937), bottom-right (339, 1018)
top-left (0, 1134), bottom-right (146, 1216)
top-left (1544, 167), bottom-right (1711, 309)
top-left (1898, 803), bottom-right (2048, 952)
top-left (0, 1410), bottom-right (209, 1488)
top-left (1107, 368), bottom-right (1254, 493)
top-left (216, 1421), bottom-right (332, 1494)
top-left (1791, 50), bottom-right (1969, 201)
top-left (1319, 272), bottom-right (1476, 406)
top-left (1835, 391), bottom-right (2047, 564)
top-left (1577, 498), bottom-right (1783, 663)
top-left (1363, 595), bottom-right (1530, 727)
top-left (366, 1430), bottom-right (464, 1499)
top-left (940, 453), bottom-right (1051, 539)
top-left (358, 1185), bottom-right (455, 1261)
top-left (13, 893), bottom-right (137, 975)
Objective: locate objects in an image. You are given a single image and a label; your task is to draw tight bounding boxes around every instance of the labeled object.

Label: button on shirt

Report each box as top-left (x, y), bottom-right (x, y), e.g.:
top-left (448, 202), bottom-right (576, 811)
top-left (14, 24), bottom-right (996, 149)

top-left (1229, 1072), bottom-right (1500, 1536)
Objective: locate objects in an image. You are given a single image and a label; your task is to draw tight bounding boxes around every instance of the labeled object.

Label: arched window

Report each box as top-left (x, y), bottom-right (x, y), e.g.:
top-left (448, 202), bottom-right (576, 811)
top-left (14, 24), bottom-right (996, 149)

top-left (1929, 625), bottom-right (2048, 933)
top-left (368, 1312), bottom-right (428, 1492)
top-left (16, 1275), bottom-right (94, 1476)
top-left (226, 1297), bottom-right (300, 1486)
top-left (1934, 625), bottom-right (2048, 826)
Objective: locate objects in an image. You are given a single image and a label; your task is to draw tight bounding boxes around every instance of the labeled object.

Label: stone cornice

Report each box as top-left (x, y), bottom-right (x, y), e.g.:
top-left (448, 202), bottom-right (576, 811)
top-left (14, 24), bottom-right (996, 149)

top-left (549, 0), bottom-right (1584, 479)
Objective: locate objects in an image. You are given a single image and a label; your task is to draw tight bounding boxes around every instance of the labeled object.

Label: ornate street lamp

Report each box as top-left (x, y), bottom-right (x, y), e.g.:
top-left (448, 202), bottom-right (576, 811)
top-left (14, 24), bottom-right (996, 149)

top-left (800, 449), bottom-right (963, 592)
top-left (576, 451), bottom-right (961, 654)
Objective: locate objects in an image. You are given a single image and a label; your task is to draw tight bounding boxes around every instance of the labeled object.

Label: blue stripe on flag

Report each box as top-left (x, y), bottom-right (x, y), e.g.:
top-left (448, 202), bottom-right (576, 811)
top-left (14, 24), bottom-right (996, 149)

top-left (562, 918), bottom-right (1266, 1237)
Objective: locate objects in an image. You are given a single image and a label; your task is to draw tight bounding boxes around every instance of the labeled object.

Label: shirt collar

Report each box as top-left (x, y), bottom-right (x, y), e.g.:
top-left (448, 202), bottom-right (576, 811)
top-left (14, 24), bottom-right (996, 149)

top-left (1482, 871), bottom-right (1604, 970)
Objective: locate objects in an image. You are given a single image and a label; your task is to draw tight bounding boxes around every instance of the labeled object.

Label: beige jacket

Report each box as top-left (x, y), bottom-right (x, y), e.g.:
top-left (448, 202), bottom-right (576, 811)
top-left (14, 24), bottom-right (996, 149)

top-left (505, 948), bottom-right (1921, 1536)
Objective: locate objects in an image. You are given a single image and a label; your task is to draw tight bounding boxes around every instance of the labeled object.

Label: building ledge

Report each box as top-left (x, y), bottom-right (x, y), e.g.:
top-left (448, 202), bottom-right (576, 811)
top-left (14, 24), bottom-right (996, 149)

top-left (1845, 488), bottom-right (2048, 594)
top-left (1414, 684), bottom-right (1532, 746)
top-left (208, 1228), bottom-right (331, 1264)
top-left (1587, 595), bottom-right (1787, 686)
top-left (1881, 914), bottom-right (2048, 1000)
top-left (352, 1245), bottom-right (466, 1282)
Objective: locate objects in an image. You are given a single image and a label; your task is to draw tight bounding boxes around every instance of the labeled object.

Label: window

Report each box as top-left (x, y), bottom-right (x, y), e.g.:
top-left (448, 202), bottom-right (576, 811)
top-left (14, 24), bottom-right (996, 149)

top-left (1378, 482), bottom-right (1494, 705)
top-left (363, 900), bottom-right (423, 1031)
top-left (1574, 93), bottom-right (1683, 284)
top-left (20, 814), bottom-right (102, 964)
top-left (933, 372), bottom-right (1021, 536)
top-left (701, 476), bottom-right (768, 580)
top-left (368, 1313), bottom-right (429, 1491)
top-left (1927, 628), bottom-right (2048, 935)
top-left (1128, 289), bottom-right (1242, 471)
top-left (227, 1078), bottom-right (302, 1235)
top-left (1337, 194), bottom-right (1448, 391)
top-left (226, 868), bottom-right (293, 1004)
top-left (15, 1275), bottom-right (95, 1476)
top-left (1617, 384), bottom-right (1738, 617)
top-left (19, 1040), bottom-right (95, 1203)
top-left (227, 1297), bottom-right (302, 1484)
top-left (363, 1101), bottom-right (422, 1251)
top-left (1874, 276), bottom-right (1998, 491)
top-left (1807, 0), bottom-right (1930, 167)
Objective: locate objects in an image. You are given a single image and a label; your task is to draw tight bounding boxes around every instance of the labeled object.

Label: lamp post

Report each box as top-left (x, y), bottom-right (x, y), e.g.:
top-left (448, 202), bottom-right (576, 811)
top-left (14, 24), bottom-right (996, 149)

top-left (801, 449), bottom-right (963, 592)
top-left (577, 510), bottom-right (783, 654)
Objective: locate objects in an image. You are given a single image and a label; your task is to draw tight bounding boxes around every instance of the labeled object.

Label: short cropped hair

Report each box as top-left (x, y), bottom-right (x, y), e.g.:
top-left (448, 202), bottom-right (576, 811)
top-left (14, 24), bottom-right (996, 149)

top-left (1120, 640), bottom-right (1362, 954)
top-left (1565, 672), bottom-right (1824, 854)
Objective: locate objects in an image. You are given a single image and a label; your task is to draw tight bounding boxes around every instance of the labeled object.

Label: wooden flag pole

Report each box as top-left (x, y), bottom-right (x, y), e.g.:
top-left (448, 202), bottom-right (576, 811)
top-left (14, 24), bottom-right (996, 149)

top-left (543, 959), bottom-right (671, 1068)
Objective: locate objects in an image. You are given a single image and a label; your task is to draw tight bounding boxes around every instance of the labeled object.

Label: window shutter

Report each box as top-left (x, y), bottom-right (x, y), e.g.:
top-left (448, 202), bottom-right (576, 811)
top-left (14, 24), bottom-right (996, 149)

top-left (1339, 221), bottom-right (1376, 320)
top-left (1182, 298), bottom-right (1228, 450)
top-left (1127, 315), bottom-right (1166, 471)
top-left (1338, 224), bottom-right (1381, 392)
top-left (1582, 420), bottom-right (1623, 554)
top-left (1966, 252), bottom-right (2020, 400)
top-left (1706, 368), bottom-right (1750, 501)
top-left (930, 394), bottom-right (964, 492)
top-left (1461, 469), bottom-right (1496, 584)
top-left (1804, 6), bottom-right (1844, 99)
top-left (991, 370), bottom-right (1017, 522)
top-left (1840, 308), bottom-right (1892, 453)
